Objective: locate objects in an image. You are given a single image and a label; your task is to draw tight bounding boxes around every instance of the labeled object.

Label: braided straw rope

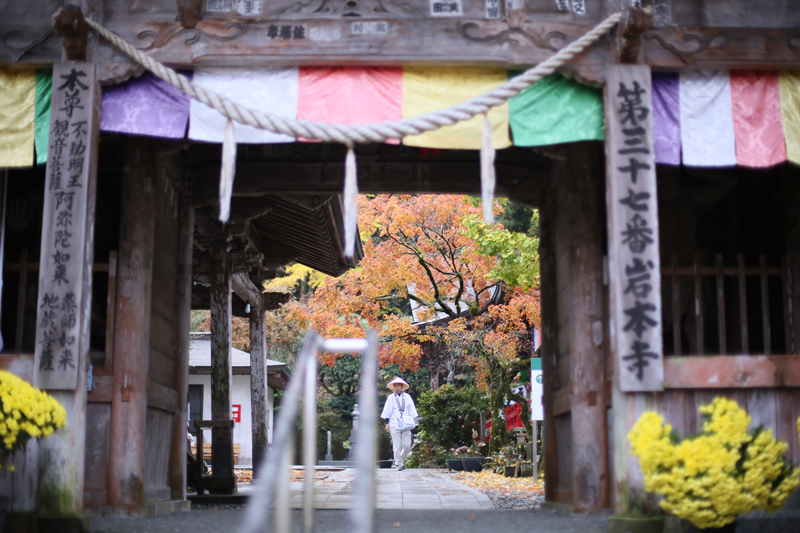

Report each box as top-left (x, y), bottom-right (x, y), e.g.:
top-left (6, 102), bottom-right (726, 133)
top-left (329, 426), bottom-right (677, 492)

top-left (85, 13), bottom-right (621, 145)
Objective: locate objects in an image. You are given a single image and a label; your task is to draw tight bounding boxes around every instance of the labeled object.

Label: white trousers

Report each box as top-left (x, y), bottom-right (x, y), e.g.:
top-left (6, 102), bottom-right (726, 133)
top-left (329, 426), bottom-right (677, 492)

top-left (389, 427), bottom-right (412, 467)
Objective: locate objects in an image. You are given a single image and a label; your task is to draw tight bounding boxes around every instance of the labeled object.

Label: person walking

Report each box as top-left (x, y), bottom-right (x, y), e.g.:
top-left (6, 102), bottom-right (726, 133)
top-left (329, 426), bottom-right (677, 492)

top-left (381, 376), bottom-right (418, 471)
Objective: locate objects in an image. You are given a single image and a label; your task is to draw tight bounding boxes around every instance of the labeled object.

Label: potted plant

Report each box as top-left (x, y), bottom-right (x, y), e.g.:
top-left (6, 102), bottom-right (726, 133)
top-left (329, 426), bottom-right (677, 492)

top-left (629, 397), bottom-right (800, 531)
top-left (0, 370), bottom-right (67, 471)
top-left (486, 443), bottom-right (523, 477)
top-left (457, 431), bottom-right (487, 472)
top-left (0, 370), bottom-right (67, 529)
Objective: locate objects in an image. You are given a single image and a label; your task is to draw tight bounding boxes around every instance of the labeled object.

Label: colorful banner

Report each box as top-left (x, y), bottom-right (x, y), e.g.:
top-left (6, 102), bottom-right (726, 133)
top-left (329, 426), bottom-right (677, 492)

top-left (6, 65), bottom-right (800, 169)
top-left (34, 69), bottom-right (52, 165)
top-left (508, 72), bottom-right (604, 147)
top-left (189, 67), bottom-right (297, 144)
top-left (402, 66), bottom-right (511, 150)
top-left (729, 71), bottom-right (786, 168)
top-left (779, 72), bottom-right (800, 165)
top-left (652, 72), bottom-right (680, 166)
top-left (0, 68), bottom-right (35, 167)
top-left (679, 70), bottom-right (737, 167)
top-left (297, 67), bottom-right (402, 143)
top-left (101, 71), bottom-right (192, 139)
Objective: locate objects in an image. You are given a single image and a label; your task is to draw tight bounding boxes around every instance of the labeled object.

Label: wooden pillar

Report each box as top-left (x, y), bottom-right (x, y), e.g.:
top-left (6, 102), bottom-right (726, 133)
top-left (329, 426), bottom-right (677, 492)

top-left (605, 65), bottom-right (663, 516)
top-left (210, 245), bottom-right (235, 491)
top-left (169, 164), bottom-right (194, 500)
top-left (566, 142), bottom-right (609, 510)
top-left (250, 291), bottom-right (269, 479)
top-left (32, 61), bottom-right (100, 527)
top-left (539, 176), bottom-right (559, 504)
top-left (784, 173), bottom-right (800, 355)
top-left (108, 139), bottom-right (155, 507)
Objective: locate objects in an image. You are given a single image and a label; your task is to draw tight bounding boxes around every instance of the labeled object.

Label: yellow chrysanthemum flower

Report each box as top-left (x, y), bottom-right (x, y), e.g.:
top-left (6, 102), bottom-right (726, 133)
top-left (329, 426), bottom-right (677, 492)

top-left (629, 398), bottom-right (800, 529)
top-left (0, 371), bottom-right (67, 470)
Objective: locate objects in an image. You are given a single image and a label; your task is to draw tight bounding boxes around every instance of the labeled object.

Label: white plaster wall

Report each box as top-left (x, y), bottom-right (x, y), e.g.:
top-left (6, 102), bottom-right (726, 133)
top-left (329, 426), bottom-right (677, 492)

top-left (187, 373), bottom-right (275, 466)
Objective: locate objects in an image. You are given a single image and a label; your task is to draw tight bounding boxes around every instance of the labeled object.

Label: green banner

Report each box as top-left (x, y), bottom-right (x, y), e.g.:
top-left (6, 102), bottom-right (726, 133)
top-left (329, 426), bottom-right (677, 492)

top-left (34, 68), bottom-right (52, 165)
top-left (508, 72), bottom-right (604, 147)
top-left (531, 358), bottom-right (542, 371)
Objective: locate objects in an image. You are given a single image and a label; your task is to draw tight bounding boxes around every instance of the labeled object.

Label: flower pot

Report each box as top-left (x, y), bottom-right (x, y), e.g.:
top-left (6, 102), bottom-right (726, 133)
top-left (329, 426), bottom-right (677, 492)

top-left (446, 459), bottom-right (464, 472)
top-left (377, 460), bottom-right (393, 469)
top-left (461, 457), bottom-right (483, 473)
top-left (504, 465), bottom-right (517, 477)
top-left (681, 520), bottom-right (736, 533)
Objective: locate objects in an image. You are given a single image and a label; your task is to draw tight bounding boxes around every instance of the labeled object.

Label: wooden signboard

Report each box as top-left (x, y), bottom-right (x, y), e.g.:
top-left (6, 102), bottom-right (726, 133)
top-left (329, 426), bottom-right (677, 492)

top-left (605, 64), bottom-right (663, 392)
top-left (34, 63), bottom-right (99, 390)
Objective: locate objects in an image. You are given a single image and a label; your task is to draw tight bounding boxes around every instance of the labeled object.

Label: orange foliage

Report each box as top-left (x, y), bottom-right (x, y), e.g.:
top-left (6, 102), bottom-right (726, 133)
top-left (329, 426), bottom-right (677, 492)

top-left (292, 195), bottom-right (540, 376)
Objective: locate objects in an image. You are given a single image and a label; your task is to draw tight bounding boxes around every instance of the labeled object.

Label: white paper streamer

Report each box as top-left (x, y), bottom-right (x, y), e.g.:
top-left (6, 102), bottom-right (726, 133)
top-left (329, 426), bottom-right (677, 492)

top-left (219, 118), bottom-right (236, 223)
top-left (343, 145), bottom-right (359, 258)
top-left (480, 114), bottom-right (496, 223)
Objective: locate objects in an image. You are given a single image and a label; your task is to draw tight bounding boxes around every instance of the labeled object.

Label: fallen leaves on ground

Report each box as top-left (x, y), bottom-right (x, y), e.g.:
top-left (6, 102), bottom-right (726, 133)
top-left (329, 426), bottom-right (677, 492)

top-left (235, 469), bottom-right (253, 484)
top-left (449, 471), bottom-right (544, 509)
top-left (289, 469), bottom-right (334, 483)
top-left (451, 471), bottom-right (543, 493)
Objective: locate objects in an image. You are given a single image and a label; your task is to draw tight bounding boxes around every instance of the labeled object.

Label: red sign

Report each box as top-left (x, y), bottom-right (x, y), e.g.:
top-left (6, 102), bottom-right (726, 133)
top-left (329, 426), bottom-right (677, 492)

top-left (232, 404), bottom-right (241, 423)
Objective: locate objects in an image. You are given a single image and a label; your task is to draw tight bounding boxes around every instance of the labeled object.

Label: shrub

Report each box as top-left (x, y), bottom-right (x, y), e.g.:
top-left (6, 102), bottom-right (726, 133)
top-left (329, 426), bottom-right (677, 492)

top-left (416, 385), bottom-right (488, 452)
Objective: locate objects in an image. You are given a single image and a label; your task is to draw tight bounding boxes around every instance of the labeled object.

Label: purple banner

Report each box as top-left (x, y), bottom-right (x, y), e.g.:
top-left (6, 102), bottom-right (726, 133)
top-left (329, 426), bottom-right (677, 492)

top-left (100, 71), bottom-right (191, 139)
top-left (652, 72), bottom-right (680, 166)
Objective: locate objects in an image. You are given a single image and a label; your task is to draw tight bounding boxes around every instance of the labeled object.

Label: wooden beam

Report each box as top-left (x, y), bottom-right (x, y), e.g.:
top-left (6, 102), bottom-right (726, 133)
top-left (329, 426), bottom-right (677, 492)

top-left (784, 172), bottom-right (800, 355)
top-left (209, 245), bottom-right (236, 492)
top-left (191, 162), bottom-right (541, 207)
top-left (249, 292), bottom-right (269, 479)
top-left (53, 5), bottom-right (88, 61)
top-left (231, 272), bottom-right (262, 308)
top-left (147, 382), bottom-right (179, 413)
top-left (109, 139), bottom-right (156, 507)
top-left (605, 64), bottom-right (661, 516)
top-left (552, 388), bottom-right (571, 417)
top-left (539, 167), bottom-right (559, 505)
top-left (664, 355), bottom-right (800, 389)
top-left (32, 60), bottom-right (100, 521)
top-left (169, 185), bottom-right (194, 500)
top-left (566, 141), bottom-right (608, 511)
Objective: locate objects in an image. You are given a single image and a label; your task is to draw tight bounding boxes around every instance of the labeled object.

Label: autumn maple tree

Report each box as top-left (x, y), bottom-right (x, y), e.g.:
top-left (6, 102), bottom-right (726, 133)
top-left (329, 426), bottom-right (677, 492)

top-left (272, 194), bottom-right (540, 448)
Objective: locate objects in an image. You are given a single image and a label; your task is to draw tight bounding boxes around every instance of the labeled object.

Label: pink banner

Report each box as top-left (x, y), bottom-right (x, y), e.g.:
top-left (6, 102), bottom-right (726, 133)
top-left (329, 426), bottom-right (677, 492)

top-left (297, 67), bottom-right (402, 143)
top-left (730, 71), bottom-right (786, 168)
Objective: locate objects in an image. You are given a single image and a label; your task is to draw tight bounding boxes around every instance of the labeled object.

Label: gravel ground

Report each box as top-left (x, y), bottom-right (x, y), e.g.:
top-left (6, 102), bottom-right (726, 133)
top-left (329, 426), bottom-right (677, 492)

top-left (483, 489), bottom-right (545, 509)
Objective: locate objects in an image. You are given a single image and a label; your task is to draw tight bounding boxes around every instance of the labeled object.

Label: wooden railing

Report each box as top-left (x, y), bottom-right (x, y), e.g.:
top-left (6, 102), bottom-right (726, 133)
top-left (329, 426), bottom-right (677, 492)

top-left (661, 253), bottom-right (789, 356)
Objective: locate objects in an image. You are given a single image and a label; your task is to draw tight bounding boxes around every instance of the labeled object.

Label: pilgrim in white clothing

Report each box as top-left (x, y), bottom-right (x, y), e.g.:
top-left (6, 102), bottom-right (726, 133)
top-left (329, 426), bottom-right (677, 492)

top-left (380, 377), bottom-right (418, 470)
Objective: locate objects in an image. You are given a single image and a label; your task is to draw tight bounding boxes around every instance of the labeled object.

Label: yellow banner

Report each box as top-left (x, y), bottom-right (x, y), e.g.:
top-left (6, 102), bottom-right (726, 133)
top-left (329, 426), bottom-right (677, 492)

top-left (779, 72), bottom-right (800, 165)
top-left (0, 68), bottom-right (36, 167)
top-left (402, 67), bottom-right (511, 150)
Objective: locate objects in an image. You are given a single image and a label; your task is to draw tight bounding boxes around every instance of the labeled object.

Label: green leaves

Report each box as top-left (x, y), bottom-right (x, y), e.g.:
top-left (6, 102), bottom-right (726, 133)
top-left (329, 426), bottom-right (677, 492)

top-left (462, 214), bottom-right (540, 291)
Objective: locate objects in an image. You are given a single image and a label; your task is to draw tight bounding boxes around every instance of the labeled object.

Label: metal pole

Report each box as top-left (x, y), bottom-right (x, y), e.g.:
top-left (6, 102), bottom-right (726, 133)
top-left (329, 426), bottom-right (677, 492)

top-left (241, 332), bottom-right (321, 533)
top-left (350, 331), bottom-right (378, 533)
top-left (302, 347), bottom-right (319, 533)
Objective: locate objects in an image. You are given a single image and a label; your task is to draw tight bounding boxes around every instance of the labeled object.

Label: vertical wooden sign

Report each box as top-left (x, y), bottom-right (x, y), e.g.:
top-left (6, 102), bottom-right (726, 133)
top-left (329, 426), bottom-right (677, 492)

top-left (605, 65), bottom-right (663, 392)
top-left (34, 63), bottom-right (99, 390)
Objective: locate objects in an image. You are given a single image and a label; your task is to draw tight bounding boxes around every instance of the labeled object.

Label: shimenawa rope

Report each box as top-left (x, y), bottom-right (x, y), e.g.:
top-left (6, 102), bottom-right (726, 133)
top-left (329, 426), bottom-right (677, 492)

top-left (83, 13), bottom-right (622, 254)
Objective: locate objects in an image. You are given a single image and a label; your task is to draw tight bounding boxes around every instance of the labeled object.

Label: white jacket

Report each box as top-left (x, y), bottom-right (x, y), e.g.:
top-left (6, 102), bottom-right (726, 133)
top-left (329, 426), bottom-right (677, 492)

top-left (381, 392), bottom-right (418, 430)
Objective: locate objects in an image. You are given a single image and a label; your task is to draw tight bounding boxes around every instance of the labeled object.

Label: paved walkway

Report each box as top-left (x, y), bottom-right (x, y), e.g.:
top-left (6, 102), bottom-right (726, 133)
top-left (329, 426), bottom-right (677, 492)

top-left (233, 468), bottom-right (494, 510)
top-left (288, 468), bottom-right (495, 510)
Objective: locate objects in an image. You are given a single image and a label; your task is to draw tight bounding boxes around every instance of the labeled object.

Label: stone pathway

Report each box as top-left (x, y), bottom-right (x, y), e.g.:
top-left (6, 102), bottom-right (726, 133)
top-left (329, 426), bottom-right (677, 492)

top-left (239, 468), bottom-right (495, 510)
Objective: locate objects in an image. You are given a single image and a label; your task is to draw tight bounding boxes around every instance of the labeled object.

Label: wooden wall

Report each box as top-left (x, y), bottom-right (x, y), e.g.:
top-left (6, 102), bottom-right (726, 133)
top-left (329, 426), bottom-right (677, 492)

top-left (143, 148), bottom-right (184, 503)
